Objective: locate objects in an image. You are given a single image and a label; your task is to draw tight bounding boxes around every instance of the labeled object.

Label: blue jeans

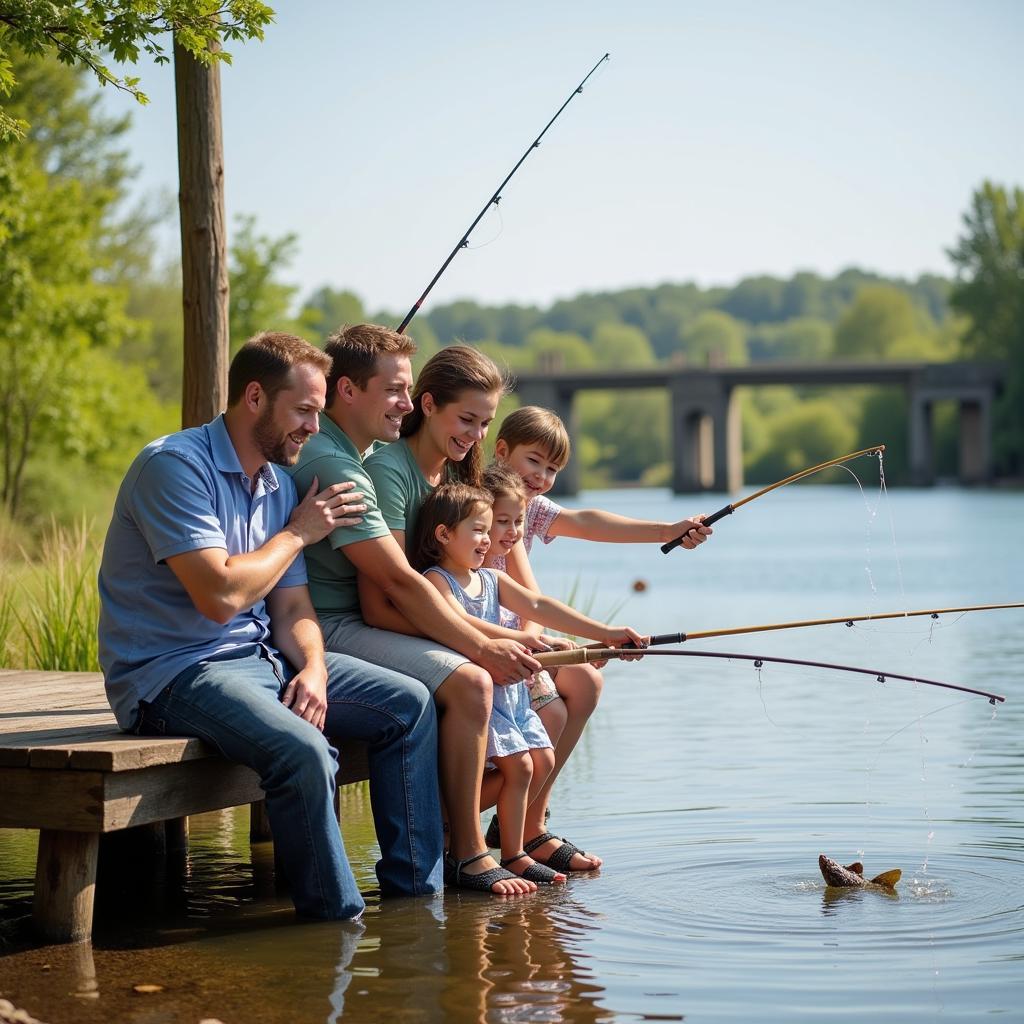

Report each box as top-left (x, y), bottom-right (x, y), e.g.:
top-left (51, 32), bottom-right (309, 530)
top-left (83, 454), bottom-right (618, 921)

top-left (138, 644), bottom-right (443, 919)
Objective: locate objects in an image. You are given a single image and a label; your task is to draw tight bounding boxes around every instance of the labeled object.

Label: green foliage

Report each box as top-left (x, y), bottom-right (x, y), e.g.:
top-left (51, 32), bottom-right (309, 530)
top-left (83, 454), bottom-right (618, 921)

top-left (578, 391), bottom-right (669, 483)
top-left (0, 1), bottom-right (275, 139)
top-left (301, 286), bottom-right (366, 345)
top-left (748, 317), bottom-right (832, 362)
top-left (948, 181), bottom-right (1024, 473)
top-left (524, 328), bottom-right (594, 370)
top-left (122, 261), bottom-right (185, 401)
top-left (229, 213), bottom-right (304, 348)
top-left (833, 285), bottom-right (915, 358)
top-left (745, 398), bottom-right (858, 482)
top-left (0, 140), bottom-right (131, 513)
top-left (0, 50), bottom-right (177, 522)
top-left (1, 521), bottom-right (100, 670)
top-left (591, 322), bottom-right (655, 367)
top-left (677, 310), bottom-right (748, 365)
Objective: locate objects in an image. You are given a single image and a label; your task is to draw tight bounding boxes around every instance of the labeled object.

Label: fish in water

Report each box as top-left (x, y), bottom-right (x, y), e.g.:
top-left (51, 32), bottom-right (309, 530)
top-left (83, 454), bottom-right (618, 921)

top-left (818, 854), bottom-right (902, 889)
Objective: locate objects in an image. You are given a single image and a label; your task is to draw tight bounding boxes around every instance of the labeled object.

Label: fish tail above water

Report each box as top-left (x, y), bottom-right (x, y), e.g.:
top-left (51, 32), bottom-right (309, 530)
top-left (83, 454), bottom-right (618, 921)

top-left (869, 868), bottom-right (902, 887)
top-left (819, 853), bottom-right (901, 889)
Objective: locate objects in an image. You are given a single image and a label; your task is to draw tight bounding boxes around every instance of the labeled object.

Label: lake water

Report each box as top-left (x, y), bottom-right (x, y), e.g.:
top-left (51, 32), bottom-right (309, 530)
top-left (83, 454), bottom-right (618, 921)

top-left (1, 483), bottom-right (1022, 1023)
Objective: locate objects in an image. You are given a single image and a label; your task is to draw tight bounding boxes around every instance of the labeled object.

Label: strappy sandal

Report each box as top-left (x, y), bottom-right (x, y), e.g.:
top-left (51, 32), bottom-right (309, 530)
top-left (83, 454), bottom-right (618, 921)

top-left (445, 851), bottom-right (522, 893)
top-left (523, 831), bottom-right (595, 873)
top-left (500, 851), bottom-right (565, 885)
top-left (485, 807), bottom-right (550, 849)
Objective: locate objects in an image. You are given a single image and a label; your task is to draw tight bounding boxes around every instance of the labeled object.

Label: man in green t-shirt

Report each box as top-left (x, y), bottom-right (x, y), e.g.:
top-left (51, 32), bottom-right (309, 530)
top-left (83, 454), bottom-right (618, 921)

top-left (290, 324), bottom-right (539, 897)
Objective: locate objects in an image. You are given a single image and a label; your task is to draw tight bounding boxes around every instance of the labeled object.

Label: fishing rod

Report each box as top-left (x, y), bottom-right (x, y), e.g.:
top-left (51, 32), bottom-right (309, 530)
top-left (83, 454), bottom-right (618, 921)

top-left (661, 444), bottom-right (886, 554)
top-left (534, 647), bottom-right (1005, 704)
top-left (605, 602), bottom-right (1024, 647)
top-left (396, 53), bottom-right (610, 334)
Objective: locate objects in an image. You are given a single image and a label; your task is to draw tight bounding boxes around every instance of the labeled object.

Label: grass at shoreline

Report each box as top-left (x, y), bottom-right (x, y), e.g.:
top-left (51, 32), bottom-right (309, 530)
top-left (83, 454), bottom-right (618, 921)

top-left (0, 521), bottom-right (100, 672)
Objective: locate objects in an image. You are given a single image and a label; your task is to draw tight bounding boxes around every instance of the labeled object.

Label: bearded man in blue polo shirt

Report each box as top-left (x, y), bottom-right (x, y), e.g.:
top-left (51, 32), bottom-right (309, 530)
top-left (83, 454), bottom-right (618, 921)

top-left (98, 331), bottom-right (443, 921)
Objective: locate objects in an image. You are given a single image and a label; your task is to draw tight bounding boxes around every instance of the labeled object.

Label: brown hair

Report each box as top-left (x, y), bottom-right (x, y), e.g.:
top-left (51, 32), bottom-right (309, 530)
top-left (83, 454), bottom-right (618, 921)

top-left (482, 462), bottom-right (528, 506)
top-left (496, 406), bottom-right (571, 469)
top-left (409, 483), bottom-right (491, 572)
top-left (400, 345), bottom-right (507, 486)
top-left (227, 331), bottom-right (331, 406)
top-left (324, 323), bottom-right (417, 400)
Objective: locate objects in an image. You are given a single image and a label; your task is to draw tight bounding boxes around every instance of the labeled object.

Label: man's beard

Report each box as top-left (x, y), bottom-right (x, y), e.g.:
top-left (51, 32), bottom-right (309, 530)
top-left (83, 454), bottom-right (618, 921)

top-left (254, 401), bottom-right (299, 466)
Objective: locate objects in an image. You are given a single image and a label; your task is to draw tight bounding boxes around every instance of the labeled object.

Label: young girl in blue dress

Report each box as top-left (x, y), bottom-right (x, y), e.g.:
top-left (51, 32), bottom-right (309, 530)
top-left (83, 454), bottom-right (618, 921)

top-left (410, 481), bottom-right (647, 886)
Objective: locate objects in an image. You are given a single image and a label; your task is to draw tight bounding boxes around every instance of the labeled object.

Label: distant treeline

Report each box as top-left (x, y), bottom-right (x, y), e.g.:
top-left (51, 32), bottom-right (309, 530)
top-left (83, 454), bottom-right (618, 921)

top-left (332, 269), bottom-right (966, 488)
top-left (2, 51), bottom-right (1021, 547)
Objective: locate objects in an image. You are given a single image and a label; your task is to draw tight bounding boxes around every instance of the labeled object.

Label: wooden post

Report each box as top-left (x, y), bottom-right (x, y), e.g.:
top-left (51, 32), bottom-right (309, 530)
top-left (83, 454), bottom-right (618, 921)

top-left (174, 35), bottom-right (229, 430)
top-left (249, 798), bottom-right (273, 842)
top-left (33, 830), bottom-right (99, 944)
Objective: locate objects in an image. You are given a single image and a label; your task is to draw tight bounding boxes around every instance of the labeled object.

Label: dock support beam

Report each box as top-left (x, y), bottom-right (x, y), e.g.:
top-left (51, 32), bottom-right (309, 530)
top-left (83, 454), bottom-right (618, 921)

top-left (34, 830), bottom-right (99, 943)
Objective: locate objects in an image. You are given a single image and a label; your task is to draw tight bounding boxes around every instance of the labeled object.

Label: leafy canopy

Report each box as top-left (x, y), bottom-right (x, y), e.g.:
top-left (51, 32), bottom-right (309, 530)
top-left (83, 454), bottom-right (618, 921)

top-left (0, 1), bottom-right (274, 139)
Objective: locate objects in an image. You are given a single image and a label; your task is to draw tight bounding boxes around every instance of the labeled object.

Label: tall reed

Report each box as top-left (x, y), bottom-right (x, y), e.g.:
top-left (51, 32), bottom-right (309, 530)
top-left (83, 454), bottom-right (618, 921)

top-left (10, 520), bottom-right (101, 672)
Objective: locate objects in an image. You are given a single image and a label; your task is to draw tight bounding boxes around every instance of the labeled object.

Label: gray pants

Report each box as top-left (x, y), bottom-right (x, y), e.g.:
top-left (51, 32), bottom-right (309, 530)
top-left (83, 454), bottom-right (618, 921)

top-left (320, 611), bottom-right (468, 695)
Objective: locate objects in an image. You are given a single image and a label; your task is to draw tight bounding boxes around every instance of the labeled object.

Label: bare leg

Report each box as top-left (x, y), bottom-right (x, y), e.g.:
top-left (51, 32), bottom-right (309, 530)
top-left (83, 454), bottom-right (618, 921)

top-left (491, 752), bottom-right (560, 883)
top-left (527, 664), bottom-right (603, 870)
top-left (434, 664), bottom-right (534, 895)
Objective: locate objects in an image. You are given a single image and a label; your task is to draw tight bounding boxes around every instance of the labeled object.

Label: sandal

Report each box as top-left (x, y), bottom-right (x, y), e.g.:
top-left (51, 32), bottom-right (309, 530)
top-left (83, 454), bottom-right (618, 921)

top-left (501, 851), bottom-right (565, 885)
top-left (485, 807), bottom-right (550, 849)
top-left (523, 831), bottom-right (595, 873)
top-left (445, 851), bottom-right (523, 893)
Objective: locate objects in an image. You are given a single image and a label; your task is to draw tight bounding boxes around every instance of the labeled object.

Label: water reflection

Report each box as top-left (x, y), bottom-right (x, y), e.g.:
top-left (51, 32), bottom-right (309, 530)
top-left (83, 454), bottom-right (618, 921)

top-left (820, 885), bottom-right (900, 914)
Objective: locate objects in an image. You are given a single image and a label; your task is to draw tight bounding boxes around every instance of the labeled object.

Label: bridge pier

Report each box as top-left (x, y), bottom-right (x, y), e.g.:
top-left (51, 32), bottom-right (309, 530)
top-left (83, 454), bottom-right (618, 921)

top-left (908, 390), bottom-right (934, 486)
top-left (513, 379), bottom-right (581, 496)
top-left (908, 367), bottom-right (995, 485)
top-left (669, 375), bottom-right (742, 494)
top-left (958, 397), bottom-right (991, 483)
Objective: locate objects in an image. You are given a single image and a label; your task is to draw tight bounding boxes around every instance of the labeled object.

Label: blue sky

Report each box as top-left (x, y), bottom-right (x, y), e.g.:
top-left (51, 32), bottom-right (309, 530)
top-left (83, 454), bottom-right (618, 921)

top-left (105, 1), bottom-right (1024, 315)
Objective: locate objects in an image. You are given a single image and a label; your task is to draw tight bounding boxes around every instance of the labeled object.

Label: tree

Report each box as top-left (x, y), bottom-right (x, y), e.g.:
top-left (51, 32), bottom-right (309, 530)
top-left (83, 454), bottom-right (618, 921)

top-left (745, 400), bottom-right (858, 482)
top-left (301, 287), bottom-right (366, 345)
top-left (677, 310), bottom-right (748, 365)
top-left (832, 285), bottom-right (922, 360)
top-left (524, 328), bottom-right (594, 371)
top-left (0, 2), bottom-right (273, 139)
top-left (591, 323), bottom-right (655, 368)
top-left (747, 317), bottom-right (832, 362)
top-left (228, 213), bottom-right (303, 348)
top-left (948, 181), bottom-right (1024, 473)
top-left (1, 3), bottom-right (276, 429)
top-left (0, 135), bottom-right (124, 513)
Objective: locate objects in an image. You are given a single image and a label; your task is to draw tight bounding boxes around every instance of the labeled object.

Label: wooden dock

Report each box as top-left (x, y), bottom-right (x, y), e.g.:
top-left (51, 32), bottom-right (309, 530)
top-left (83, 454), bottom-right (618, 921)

top-left (0, 669), bottom-right (367, 943)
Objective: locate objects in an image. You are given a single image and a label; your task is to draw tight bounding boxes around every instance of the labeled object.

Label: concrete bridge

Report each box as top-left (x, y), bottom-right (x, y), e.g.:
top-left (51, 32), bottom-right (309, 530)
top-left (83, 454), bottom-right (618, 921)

top-left (511, 360), bottom-right (1006, 495)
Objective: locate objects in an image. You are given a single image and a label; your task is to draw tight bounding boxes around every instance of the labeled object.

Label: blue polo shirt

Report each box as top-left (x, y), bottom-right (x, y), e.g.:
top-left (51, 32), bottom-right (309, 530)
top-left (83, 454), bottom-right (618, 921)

top-left (98, 415), bottom-right (307, 730)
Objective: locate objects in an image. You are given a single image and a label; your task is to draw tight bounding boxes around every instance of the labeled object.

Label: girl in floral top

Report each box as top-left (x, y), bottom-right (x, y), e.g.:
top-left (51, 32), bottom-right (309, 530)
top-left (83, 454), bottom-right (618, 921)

top-left (486, 406), bottom-right (712, 869)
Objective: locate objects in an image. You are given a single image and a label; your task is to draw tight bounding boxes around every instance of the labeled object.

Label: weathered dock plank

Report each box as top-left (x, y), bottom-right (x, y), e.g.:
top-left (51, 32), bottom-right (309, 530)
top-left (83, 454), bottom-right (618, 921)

top-left (0, 669), bottom-right (369, 942)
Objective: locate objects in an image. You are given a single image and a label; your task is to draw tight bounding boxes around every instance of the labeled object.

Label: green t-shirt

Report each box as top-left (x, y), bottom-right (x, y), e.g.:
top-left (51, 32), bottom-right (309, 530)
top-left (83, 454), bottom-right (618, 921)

top-left (287, 415), bottom-right (391, 615)
top-left (364, 437), bottom-right (441, 547)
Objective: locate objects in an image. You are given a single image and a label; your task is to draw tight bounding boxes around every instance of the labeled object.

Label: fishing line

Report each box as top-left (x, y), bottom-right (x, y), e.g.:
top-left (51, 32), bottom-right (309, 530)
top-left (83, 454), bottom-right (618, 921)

top-left (867, 698), bottom-right (974, 772)
top-left (752, 659), bottom-right (779, 727)
top-left (464, 202), bottom-right (504, 250)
